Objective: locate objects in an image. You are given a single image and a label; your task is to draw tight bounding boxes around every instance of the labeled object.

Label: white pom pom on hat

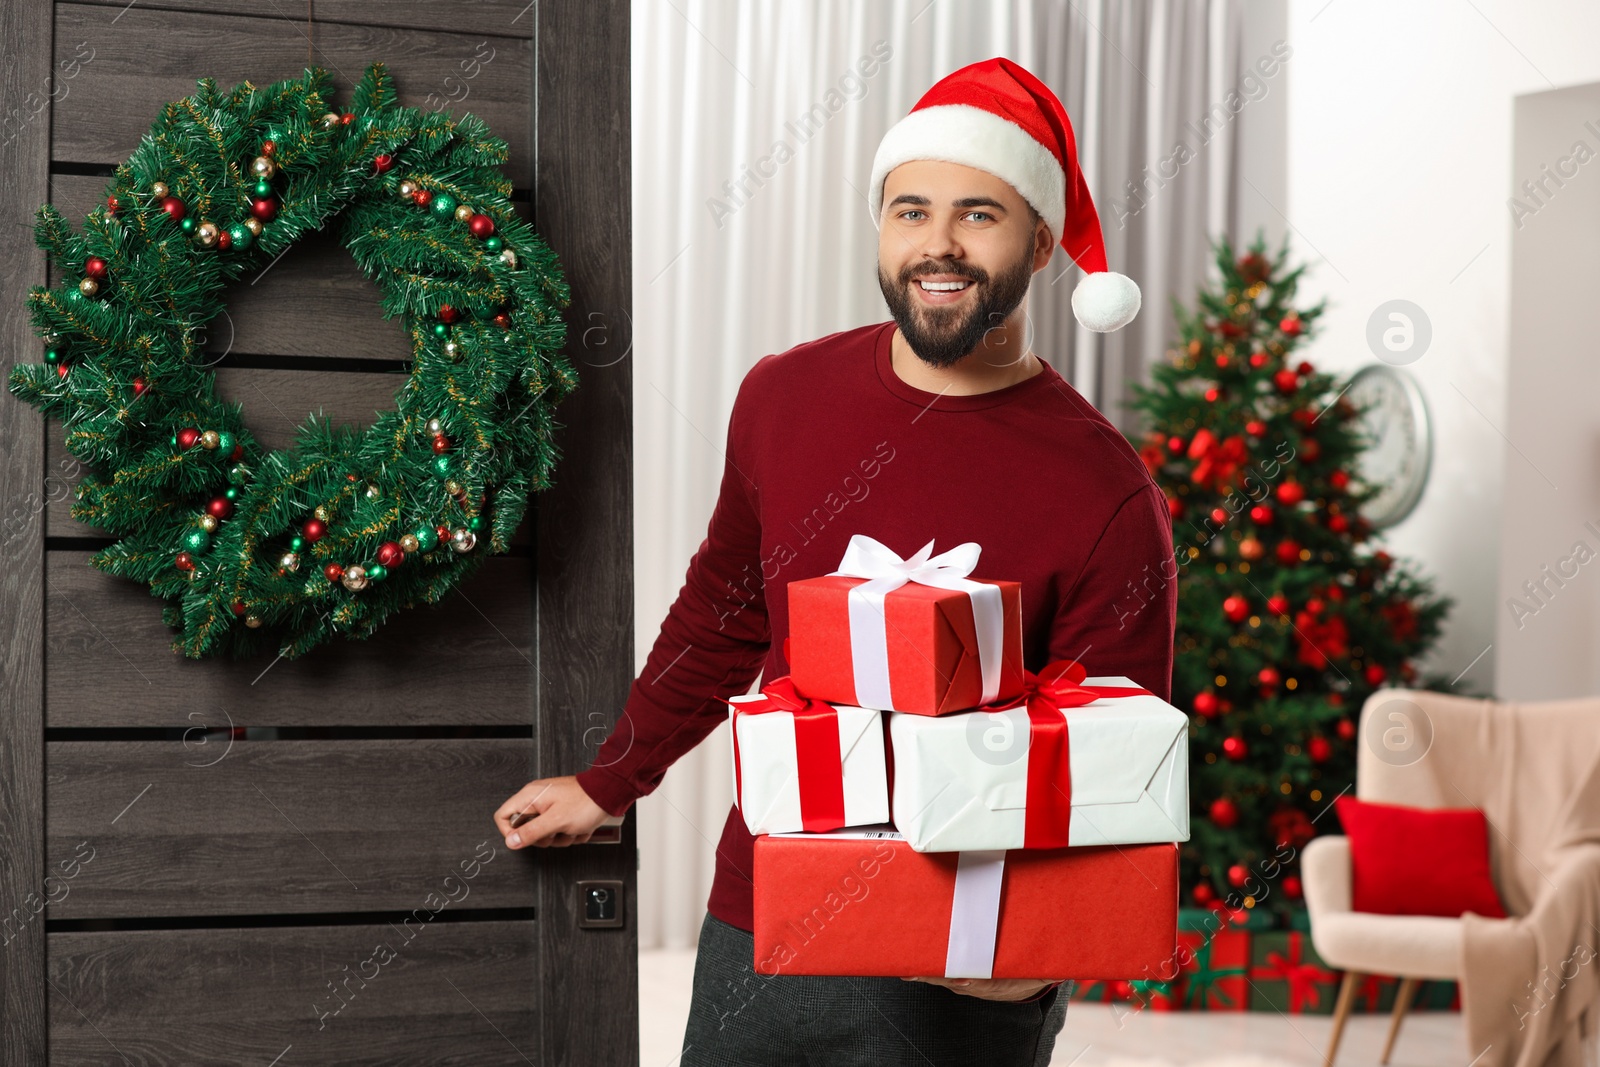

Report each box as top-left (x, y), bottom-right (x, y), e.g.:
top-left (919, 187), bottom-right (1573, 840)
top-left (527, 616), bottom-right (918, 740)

top-left (867, 57), bottom-right (1140, 333)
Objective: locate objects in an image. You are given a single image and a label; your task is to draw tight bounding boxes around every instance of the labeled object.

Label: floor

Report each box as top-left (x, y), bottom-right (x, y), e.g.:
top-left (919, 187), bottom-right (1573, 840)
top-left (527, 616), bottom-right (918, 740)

top-left (639, 948), bottom-right (1472, 1067)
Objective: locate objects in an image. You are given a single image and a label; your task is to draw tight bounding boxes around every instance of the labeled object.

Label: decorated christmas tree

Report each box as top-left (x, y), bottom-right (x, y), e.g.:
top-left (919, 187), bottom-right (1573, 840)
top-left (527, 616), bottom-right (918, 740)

top-left (1126, 231), bottom-right (1452, 921)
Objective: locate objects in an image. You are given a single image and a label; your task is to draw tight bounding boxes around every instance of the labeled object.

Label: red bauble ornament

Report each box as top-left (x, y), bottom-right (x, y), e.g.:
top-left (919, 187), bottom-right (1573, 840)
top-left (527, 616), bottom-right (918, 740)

top-left (1249, 351), bottom-right (1269, 369)
top-left (1299, 438), bottom-right (1321, 463)
top-left (1227, 863), bottom-right (1249, 888)
top-left (1222, 736), bottom-right (1249, 761)
top-left (176, 427), bottom-right (200, 449)
top-left (1167, 435), bottom-right (1185, 453)
top-left (1204, 386), bottom-right (1221, 403)
top-left (261, 139), bottom-right (277, 156)
top-left (1276, 539), bottom-right (1303, 565)
top-left (376, 541), bottom-right (405, 568)
top-left (1215, 354), bottom-right (1230, 369)
top-left (175, 551), bottom-right (195, 571)
top-left (85, 257), bottom-right (108, 280)
top-left (1239, 537), bottom-right (1264, 561)
top-left (412, 188), bottom-right (433, 207)
top-left (324, 563), bottom-right (345, 582)
top-left (373, 153), bottom-right (394, 173)
top-left (1266, 593), bottom-right (1290, 616)
top-left (160, 195), bottom-right (186, 221)
top-left (1193, 690), bottom-right (1220, 718)
top-left (1257, 666), bottom-right (1280, 688)
top-left (1110, 979), bottom-right (1133, 1000)
top-left (1210, 507), bottom-right (1228, 525)
top-left (1250, 503), bottom-right (1274, 525)
top-left (1328, 692), bottom-right (1345, 708)
top-left (1273, 368), bottom-right (1299, 394)
top-left (1245, 419), bottom-right (1266, 436)
top-left (493, 312), bottom-right (511, 329)
top-left (1305, 597), bottom-right (1325, 616)
top-left (468, 213), bottom-right (495, 238)
top-left (132, 376), bottom-right (147, 396)
top-left (57, 363), bottom-right (69, 379)
top-left (1307, 735), bottom-right (1332, 763)
top-left (436, 523), bottom-right (451, 540)
top-left (1209, 797), bottom-right (1240, 828)
top-left (106, 195), bottom-right (119, 215)
top-left (1223, 593), bottom-right (1250, 623)
top-left (1283, 875), bottom-right (1303, 899)
top-left (341, 112), bottom-right (355, 125)
top-left (1193, 881), bottom-right (1217, 904)
top-left (1280, 314), bottom-right (1303, 336)
top-left (1365, 663), bottom-right (1388, 686)
top-left (217, 230), bottom-right (232, 250)
top-left (230, 444), bottom-right (245, 461)
top-left (1276, 480), bottom-right (1306, 506)
top-left (1297, 360), bottom-right (1314, 375)
top-left (432, 434), bottom-right (449, 454)
top-left (1167, 495), bottom-right (1183, 519)
top-left (231, 601), bottom-right (247, 616)
top-left (1336, 717), bottom-right (1356, 741)
top-left (1329, 469), bottom-right (1350, 490)
top-left (302, 518), bottom-right (327, 543)
top-left (1328, 514), bottom-right (1349, 533)
top-left (250, 197), bottom-right (278, 222)
top-left (206, 497), bottom-right (233, 520)
top-left (438, 304), bottom-right (460, 324)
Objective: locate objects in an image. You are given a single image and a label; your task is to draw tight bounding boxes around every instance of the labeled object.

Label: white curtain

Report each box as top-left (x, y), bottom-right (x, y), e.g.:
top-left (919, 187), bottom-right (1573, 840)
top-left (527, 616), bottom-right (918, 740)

top-left (630, 0), bottom-right (1256, 949)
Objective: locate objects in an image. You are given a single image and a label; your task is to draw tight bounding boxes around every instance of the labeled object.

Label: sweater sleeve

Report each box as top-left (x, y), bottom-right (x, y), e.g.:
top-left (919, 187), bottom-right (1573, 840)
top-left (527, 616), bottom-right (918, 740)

top-left (1048, 481), bottom-right (1177, 703)
top-left (574, 372), bottom-right (772, 817)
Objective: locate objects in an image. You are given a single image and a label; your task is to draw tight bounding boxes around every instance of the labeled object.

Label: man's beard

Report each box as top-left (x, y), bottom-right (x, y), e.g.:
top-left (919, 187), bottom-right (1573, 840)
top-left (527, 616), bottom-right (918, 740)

top-left (878, 241), bottom-right (1034, 369)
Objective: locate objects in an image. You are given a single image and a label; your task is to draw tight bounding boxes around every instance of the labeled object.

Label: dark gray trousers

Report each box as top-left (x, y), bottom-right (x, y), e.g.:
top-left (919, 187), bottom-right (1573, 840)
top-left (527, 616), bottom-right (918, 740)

top-left (680, 912), bottom-right (1072, 1066)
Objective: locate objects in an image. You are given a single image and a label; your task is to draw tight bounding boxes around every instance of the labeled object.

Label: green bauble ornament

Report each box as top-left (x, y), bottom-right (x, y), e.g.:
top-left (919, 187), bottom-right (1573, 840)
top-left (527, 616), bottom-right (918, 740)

top-left (216, 430), bottom-right (235, 454)
top-left (468, 515), bottom-right (485, 532)
top-left (226, 223), bottom-right (253, 250)
top-left (432, 454), bottom-right (452, 476)
top-left (224, 487), bottom-right (239, 501)
top-left (484, 235), bottom-right (503, 253)
top-left (253, 179), bottom-right (273, 198)
top-left (367, 563), bottom-right (387, 582)
top-left (45, 348), bottom-right (61, 363)
top-left (180, 216), bottom-right (196, 233)
top-left (430, 192), bottom-right (457, 218)
top-left (413, 526), bottom-right (439, 551)
top-left (182, 527), bottom-right (210, 553)
top-left (290, 535), bottom-right (305, 551)
top-left (228, 463), bottom-right (251, 485)
top-left (431, 322), bottom-right (449, 338)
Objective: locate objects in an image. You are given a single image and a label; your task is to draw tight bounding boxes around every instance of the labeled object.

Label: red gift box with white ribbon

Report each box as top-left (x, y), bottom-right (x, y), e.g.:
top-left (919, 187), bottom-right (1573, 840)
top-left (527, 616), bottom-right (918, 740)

top-left (786, 534), bottom-right (1025, 716)
top-left (752, 828), bottom-right (1178, 979)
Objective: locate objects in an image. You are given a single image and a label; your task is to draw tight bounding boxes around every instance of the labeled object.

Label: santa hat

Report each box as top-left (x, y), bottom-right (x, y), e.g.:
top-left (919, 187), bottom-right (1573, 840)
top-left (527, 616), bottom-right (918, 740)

top-left (868, 57), bottom-right (1140, 333)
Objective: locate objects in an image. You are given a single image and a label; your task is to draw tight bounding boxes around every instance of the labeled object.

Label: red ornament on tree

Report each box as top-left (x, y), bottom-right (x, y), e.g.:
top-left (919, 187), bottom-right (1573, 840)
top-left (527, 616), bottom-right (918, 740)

top-left (1336, 717), bottom-right (1356, 741)
top-left (1307, 735), bottom-right (1332, 763)
top-left (1226, 864), bottom-right (1249, 888)
top-left (106, 195), bottom-right (119, 215)
top-left (217, 229), bottom-right (232, 250)
top-left (376, 541), bottom-right (405, 568)
top-left (1365, 663), bottom-right (1388, 686)
top-left (373, 153), bottom-right (394, 173)
top-left (1328, 514), bottom-right (1349, 533)
top-left (468, 213), bottom-right (495, 238)
top-left (175, 551), bottom-right (195, 571)
top-left (250, 197), bottom-right (278, 222)
top-left (1267, 593), bottom-right (1290, 616)
top-left (261, 139), bottom-right (277, 156)
top-left (432, 434), bottom-right (450, 454)
top-left (1167, 435), bottom-right (1185, 453)
top-left (1222, 736), bottom-right (1249, 761)
top-left (85, 257), bottom-right (108, 280)
top-left (302, 518), bottom-right (327, 543)
top-left (1245, 419), bottom-right (1266, 436)
top-left (324, 563), bottom-right (345, 582)
top-left (1249, 503), bottom-right (1274, 525)
top-left (132, 376), bottom-right (147, 396)
top-left (1276, 480), bottom-right (1306, 506)
top-left (438, 304), bottom-right (460, 324)
top-left (1249, 351), bottom-right (1268, 369)
top-left (1276, 539), bottom-right (1303, 565)
top-left (1223, 594), bottom-right (1250, 623)
top-left (160, 195), bottom-right (186, 221)
top-left (1193, 690), bottom-right (1221, 719)
top-left (1329, 469), bottom-right (1350, 490)
top-left (1296, 360), bottom-right (1314, 376)
top-left (412, 188), bottom-right (433, 207)
top-left (206, 497), bottom-right (233, 520)
top-left (1299, 438), bottom-right (1322, 463)
top-left (1283, 875), bottom-right (1303, 899)
top-left (1204, 386), bottom-right (1221, 403)
top-left (230, 601), bottom-right (247, 617)
top-left (1280, 314), bottom-right (1303, 336)
top-left (1273, 368), bottom-right (1300, 394)
top-left (1193, 881), bottom-right (1216, 904)
top-left (492, 312), bottom-right (511, 329)
top-left (1167, 495), bottom-right (1183, 520)
top-left (1210, 507), bottom-right (1229, 525)
top-left (176, 427), bottom-right (200, 449)
top-left (1257, 666), bottom-right (1281, 688)
top-left (1209, 797), bottom-right (1240, 828)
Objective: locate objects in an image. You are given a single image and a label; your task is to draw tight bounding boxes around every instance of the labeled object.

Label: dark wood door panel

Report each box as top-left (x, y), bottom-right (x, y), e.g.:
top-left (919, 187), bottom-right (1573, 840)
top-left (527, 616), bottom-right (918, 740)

top-left (52, 4), bottom-right (535, 184)
top-left (46, 552), bottom-right (537, 727)
top-left (45, 739), bottom-right (540, 916)
top-left (64, 0), bottom-right (538, 38)
top-left (49, 920), bottom-right (540, 1064)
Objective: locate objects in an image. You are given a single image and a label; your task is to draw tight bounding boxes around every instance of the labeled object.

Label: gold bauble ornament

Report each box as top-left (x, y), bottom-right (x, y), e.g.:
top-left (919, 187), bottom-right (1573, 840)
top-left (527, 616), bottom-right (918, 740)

top-left (150, 181), bottom-right (169, 198)
top-left (450, 528), bottom-right (477, 553)
top-left (199, 430), bottom-right (220, 449)
top-left (365, 483), bottom-right (380, 500)
top-left (443, 341), bottom-right (460, 360)
top-left (314, 505), bottom-right (329, 522)
top-left (499, 249), bottom-right (517, 269)
top-left (341, 564), bottom-right (369, 591)
top-left (1239, 536), bottom-right (1265, 562)
top-left (78, 277), bottom-right (99, 297)
top-left (321, 111), bottom-right (341, 129)
top-left (444, 479), bottom-right (462, 495)
top-left (199, 513), bottom-right (219, 533)
top-left (244, 615), bottom-right (263, 628)
top-left (250, 155), bottom-right (276, 179)
top-left (195, 221), bottom-right (219, 247)
top-left (397, 180), bottom-right (417, 199)
top-left (243, 217), bottom-right (263, 237)
top-left (279, 551), bottom-right (301, 572)
top-left (399, 534), bottom-right (420, 554)
top-left (425, 417), bottom-right (444, 435)
top-left (454, 204), bottom-right (473, 222)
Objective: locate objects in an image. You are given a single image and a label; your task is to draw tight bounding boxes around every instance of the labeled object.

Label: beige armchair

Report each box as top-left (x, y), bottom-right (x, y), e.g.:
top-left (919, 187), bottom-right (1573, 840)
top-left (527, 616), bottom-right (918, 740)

top-left (1302, 686), bottom-right (1600, 1067)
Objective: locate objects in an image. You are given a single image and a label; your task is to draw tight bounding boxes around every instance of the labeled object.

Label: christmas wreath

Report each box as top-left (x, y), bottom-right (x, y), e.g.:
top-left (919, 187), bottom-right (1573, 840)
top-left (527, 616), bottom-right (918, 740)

top-left (7, 64), bottom-right (577, 660)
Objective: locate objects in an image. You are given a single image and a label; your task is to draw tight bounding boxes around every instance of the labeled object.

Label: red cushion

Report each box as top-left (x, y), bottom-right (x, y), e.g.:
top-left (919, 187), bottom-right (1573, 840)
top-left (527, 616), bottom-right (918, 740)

top-left (1335, 796), bottom-right (1508, 918)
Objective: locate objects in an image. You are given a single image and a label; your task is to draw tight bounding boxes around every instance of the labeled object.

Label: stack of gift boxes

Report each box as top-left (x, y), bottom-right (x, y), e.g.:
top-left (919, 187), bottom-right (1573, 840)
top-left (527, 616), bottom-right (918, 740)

top-left (728, 535), bottom-right (1191, 983)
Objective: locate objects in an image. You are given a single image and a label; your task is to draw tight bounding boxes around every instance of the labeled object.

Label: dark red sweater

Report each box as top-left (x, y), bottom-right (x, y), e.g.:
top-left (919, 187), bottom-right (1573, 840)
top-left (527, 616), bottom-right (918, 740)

top-left (576, 319), bottom-right (1177, 933)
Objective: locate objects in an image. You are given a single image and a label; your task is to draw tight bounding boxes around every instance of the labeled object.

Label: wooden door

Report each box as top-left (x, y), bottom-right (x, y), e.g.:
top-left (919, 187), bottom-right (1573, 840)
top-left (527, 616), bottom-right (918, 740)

top-left (0, 2), bottom-right (636, 1063)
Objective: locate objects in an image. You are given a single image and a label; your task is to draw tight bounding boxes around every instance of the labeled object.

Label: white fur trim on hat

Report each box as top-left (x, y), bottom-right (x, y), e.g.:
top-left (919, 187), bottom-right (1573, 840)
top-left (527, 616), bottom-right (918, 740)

top-left (868, 103), bottom-right (1066, 240)
top-left (1071, 271), bottom-right (1141, 333)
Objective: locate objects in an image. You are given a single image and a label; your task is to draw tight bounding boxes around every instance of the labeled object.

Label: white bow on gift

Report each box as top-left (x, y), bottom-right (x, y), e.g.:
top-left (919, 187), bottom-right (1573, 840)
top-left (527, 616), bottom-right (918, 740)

top-left (827, 534), bottom-right (1005, 711)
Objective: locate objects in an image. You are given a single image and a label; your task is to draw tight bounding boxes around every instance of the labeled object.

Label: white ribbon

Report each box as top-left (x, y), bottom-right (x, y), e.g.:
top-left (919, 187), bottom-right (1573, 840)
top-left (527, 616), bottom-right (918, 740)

top-left (827, 534), bottom-right (1004, 711)
top-left (944, 849), bottom-right (1007, 979)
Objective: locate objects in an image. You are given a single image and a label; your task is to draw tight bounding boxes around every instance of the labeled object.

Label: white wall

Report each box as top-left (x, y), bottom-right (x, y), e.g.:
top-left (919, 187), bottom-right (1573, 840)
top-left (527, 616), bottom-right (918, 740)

top-left (1284, 0), bottom-right (1600, 697)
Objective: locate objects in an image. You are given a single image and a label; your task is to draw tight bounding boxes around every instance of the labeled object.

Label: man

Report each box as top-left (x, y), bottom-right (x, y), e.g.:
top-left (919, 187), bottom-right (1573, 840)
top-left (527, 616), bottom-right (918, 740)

top-left (495, 57), bottom-right (1176, 1065)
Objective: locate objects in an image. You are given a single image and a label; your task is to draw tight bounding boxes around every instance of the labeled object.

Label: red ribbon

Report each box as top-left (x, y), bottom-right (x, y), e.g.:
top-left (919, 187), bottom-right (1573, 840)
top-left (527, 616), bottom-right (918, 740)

top-left (1249, 931), bottom-right (1340, 1012)
top-left (975, 659), bottom-right (1152, 849)
top-left (723, 675), bottom-right (847, 833)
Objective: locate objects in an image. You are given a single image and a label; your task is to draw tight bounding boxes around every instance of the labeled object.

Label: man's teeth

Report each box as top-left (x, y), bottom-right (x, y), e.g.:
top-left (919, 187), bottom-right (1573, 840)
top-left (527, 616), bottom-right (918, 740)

top-left (918, 280), bottom-right (971, 291)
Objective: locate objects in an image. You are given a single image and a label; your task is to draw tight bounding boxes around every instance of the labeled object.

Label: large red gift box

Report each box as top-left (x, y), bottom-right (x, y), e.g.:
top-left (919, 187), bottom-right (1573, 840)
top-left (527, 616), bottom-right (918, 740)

top-left (752, 829), bottom-right (1177, 979)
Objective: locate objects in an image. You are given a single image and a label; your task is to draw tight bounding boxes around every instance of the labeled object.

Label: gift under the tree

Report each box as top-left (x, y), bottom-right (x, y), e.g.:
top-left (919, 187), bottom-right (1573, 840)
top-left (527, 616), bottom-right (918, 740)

top-left (1247, 930), bottom-right (1342, 1013)
top-left (888, 659), bottom-right (1188, 852)
top-left (786, 534), bottom-right (1024, 716)
top-left (752, 828), bottom-right (1178, 979)
top-left (725, 676), bottom-right (889, 835)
